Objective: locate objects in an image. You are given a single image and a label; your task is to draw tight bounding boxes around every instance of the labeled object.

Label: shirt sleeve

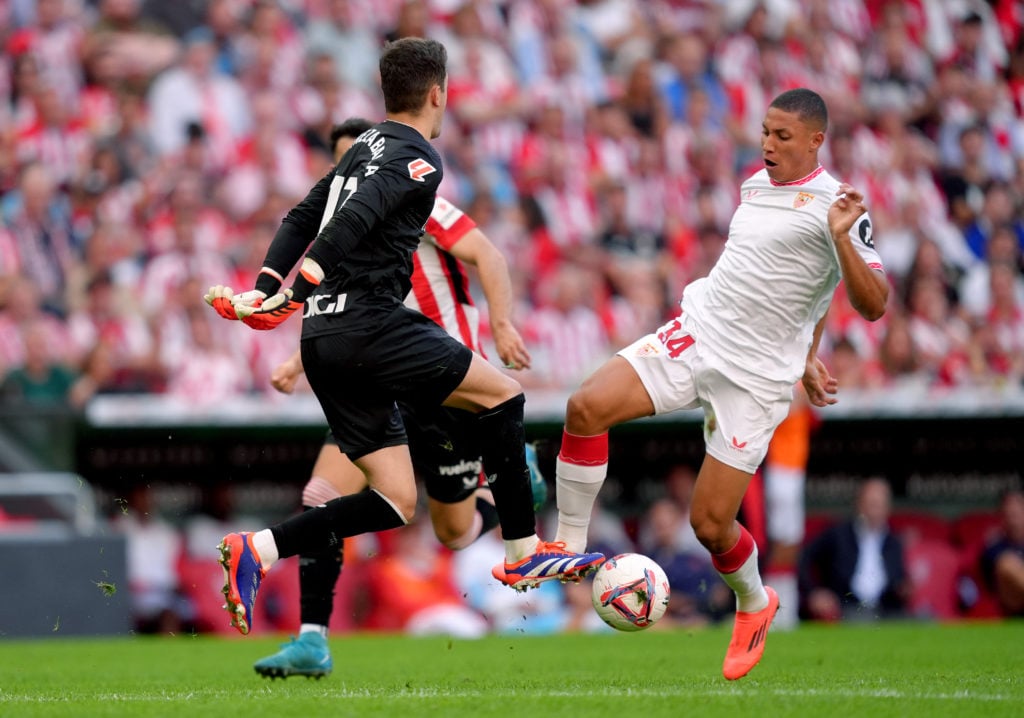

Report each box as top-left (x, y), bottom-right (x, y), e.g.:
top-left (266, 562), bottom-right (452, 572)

top-left (305, 153), bottom-right (440, 272)
top-left (423, 196), bottom-right (477, 251)
top-left (850, 212), bottom-right (884, 271)
top-left (260, 170), bottom-right (335, 279)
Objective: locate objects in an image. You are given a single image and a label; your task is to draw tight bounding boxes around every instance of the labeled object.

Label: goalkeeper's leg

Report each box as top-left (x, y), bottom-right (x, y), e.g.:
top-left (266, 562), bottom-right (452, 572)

top-left (253, 442), bottom-right (356, 677)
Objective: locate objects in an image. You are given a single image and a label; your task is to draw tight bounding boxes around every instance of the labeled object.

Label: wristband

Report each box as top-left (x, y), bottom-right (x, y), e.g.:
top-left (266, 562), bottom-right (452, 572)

top-left (254, 267), bottom-right (283, 296)
top-left (289, 258), bottom-right (324, 304)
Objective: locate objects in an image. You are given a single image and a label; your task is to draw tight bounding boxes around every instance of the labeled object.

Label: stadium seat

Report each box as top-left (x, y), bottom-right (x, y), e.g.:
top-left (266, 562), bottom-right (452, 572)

top-left (803, 513), bottom-right (838, 544)
top-left (905, 538), bottom-right (960, 621)
top-left (177, 556), bottom-right (238, 636)
top-left (950, 512), bottom-right (1001, 551)
top-left (889, 511), bottom-right (952, 545)
top-left (945, 511), bottom-right (1004, 618)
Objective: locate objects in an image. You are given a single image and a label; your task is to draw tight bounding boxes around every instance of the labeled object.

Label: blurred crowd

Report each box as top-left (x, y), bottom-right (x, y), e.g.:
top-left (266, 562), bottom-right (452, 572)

top-left (0, 0), bottom-right (1023, 407)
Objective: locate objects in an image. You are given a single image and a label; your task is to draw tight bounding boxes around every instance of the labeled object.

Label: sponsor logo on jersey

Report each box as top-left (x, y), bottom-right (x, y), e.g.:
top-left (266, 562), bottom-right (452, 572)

top-left (438, 459), bottom-right (483, 478)
top-left (731, 436), bottom-right (748, 449)
top-left (408, 158), bottom-right (437, 182)
top-left (793, 191), bottom-right (814, 208)
top-left (304, 293), bottom-right (348, 317)
top-left (744, 189), bottom-right (759, 200)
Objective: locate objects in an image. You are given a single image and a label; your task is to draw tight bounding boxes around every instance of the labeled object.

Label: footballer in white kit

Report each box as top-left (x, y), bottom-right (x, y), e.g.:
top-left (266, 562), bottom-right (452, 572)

top-left (620, 165), bottom-right (884, 473)
top-left (553, 88), bottom-right (890, 681)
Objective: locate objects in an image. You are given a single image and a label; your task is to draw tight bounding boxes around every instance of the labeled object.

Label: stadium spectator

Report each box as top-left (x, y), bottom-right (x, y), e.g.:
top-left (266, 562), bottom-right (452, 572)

top-left (519, 263), bottom-right (611, 390)
top-left (979, 488), bottom-right (1024, 617)
top-left (0, 162), bottom-right (77, 315)
top-left (637, 472), bottom-right (731, 626)
top-left (146, 27), bottom-right (251, 167)
top-left (305, 0), bottom-right (381, 94)
top-left (82, 0), bottom-right (179, 85)
top-left (0, 320), bottom-right (80, 406)
top-left (799, 477), bottom-right (909, 622)
top-left (362, 518), bottom-right (489, 638)
top-left (959, 223), bottom-right (1024, 319)
top-left (112, 483), bottom-right (193, 634)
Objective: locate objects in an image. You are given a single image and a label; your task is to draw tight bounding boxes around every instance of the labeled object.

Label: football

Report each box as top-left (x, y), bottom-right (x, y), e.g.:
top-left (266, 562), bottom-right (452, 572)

top-left (591, 553), bottom-right (670, 632)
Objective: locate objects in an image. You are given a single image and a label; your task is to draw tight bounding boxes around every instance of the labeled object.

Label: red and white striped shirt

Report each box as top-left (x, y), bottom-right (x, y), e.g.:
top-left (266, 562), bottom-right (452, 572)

top-left (405, 196), bottom-right (482, 354)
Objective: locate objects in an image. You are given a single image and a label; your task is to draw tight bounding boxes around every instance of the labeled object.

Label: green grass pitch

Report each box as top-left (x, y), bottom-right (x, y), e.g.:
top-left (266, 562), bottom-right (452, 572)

top-left (1, 622), bottom-right (1022, 718)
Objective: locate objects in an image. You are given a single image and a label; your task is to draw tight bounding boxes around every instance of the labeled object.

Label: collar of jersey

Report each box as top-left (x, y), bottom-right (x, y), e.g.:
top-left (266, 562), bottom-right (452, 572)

top-left (768, 165), bottom-right (825, 187)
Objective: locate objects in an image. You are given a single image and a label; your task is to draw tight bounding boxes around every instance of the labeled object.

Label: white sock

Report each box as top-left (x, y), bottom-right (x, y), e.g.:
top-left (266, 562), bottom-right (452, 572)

top-left (554, 456), bottom-right (607, 553)
top-left (252, 529), bottom-right (279, 568)
top-left (504, 534), bottom-right (539, 563)
top-left (767, 571), bottom-right (799, 631)
top-left (718, 546), bottom-right (769, 613)
top-left (300, 623), bottom-right (328, 638)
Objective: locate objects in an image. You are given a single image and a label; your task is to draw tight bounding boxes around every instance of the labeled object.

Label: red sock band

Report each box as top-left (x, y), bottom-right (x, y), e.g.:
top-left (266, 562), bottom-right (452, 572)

top-left (558, 430), bottom-right (608, 466)
top-left (712, 525), bottom-right (755, 574)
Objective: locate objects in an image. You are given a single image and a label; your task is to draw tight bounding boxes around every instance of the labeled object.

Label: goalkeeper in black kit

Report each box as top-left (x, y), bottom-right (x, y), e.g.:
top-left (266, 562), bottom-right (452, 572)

top-left (204, 37), bottom-right (604, 636)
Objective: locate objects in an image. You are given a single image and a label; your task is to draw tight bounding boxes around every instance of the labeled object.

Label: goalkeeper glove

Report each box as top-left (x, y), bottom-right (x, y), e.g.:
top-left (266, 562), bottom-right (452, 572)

top-left (204, 268), bottom-right (283, 320)
top-left (235, 258), bottom-right (324, 331)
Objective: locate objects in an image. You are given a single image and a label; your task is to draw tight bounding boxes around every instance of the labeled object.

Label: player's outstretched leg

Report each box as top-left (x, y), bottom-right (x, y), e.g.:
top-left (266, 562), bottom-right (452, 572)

top-left (491, 541), bottom-right (605, 592)
top-left (722, 585), bottom-right (780, 680)
top-left (218, 532), bottom-right (267, 635)
top-left (253, 632), bottom-right (333, 679)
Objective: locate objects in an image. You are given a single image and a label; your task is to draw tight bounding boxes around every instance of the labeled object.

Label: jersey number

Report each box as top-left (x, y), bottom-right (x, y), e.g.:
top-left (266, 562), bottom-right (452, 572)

top-left (657, 319), bottom-right (695, 358)
top-left (318, 175), bottom-right (358, 233)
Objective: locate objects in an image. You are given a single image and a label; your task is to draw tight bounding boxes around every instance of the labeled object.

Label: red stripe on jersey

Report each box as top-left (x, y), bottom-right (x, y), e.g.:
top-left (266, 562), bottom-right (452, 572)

top-left (409, 251), bottom-right (442, 323)
top-left (425, 209), bottom-right (476, 249)
top-left (437, 248), bottom-right (476, 350)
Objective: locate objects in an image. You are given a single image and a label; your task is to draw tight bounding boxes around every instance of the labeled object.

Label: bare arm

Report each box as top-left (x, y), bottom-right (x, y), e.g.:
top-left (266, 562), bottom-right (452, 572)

top-left (270, 349), bottom-right (304, 394)
top-left (802, 314), bottom-right (838, 407)
top-left (829, 184), bottom-right (889, 321)
top-left (445, 228), bottom-right (532, 370)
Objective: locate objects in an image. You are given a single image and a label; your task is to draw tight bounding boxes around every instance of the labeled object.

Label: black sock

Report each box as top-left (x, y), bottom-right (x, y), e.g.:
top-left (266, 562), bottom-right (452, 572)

top-left (297, 506), bottom-right (343, 627)
top-left (476, 495), bottom-right (500, 535)
top-left (476, 394), bottom-right (535, 540)
top-left (271, 490), bottom-right (406, 559)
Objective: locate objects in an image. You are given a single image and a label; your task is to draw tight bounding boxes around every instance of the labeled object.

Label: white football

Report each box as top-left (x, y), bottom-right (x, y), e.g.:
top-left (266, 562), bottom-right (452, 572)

top-left (591, 553), bottom-right (670, 632)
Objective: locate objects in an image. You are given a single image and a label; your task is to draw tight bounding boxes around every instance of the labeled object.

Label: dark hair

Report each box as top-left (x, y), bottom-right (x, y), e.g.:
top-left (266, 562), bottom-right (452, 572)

top-left (769, 88), bottom-right (828, 132)
top-left (379, 37), bottom-right (447, 114)
top-left (330, 117), bottom-right (374, 152)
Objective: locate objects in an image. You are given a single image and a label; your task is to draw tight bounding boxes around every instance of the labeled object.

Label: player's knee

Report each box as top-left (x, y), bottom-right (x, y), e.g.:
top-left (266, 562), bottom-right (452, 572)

top-left (565, 388), bottom-right (606, 434)
top-left (689, 508), bottom-right (731, 553)
top-left (383, 488), bottom-right (418, 523)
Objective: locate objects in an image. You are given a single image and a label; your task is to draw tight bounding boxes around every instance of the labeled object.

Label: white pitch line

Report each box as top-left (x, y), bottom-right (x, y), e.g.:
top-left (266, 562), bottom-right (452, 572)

top-left (0, 686), bottom-right (1015, 703)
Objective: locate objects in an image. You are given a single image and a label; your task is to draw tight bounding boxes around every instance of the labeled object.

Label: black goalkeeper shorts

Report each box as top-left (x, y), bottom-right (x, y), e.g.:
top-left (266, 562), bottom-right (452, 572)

top-left (301, 305), bottom-right (473, 462)
top-left (322, 398), bottom-right (482, 504)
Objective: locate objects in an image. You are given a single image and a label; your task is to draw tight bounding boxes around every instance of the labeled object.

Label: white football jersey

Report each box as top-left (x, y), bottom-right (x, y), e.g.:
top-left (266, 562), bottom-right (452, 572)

top-left (681, 166), bottom-right (883, 383)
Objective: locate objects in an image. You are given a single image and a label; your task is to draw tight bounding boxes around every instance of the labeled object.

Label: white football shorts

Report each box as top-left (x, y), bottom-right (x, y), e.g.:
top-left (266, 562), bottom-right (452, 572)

top-left (617, 316), bottom-right (793, 474)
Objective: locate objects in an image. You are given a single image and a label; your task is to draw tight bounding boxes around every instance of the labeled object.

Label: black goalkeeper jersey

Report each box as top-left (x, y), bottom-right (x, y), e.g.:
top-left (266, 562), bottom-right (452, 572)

top-left (260, 120), bottom-right (443, 337)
